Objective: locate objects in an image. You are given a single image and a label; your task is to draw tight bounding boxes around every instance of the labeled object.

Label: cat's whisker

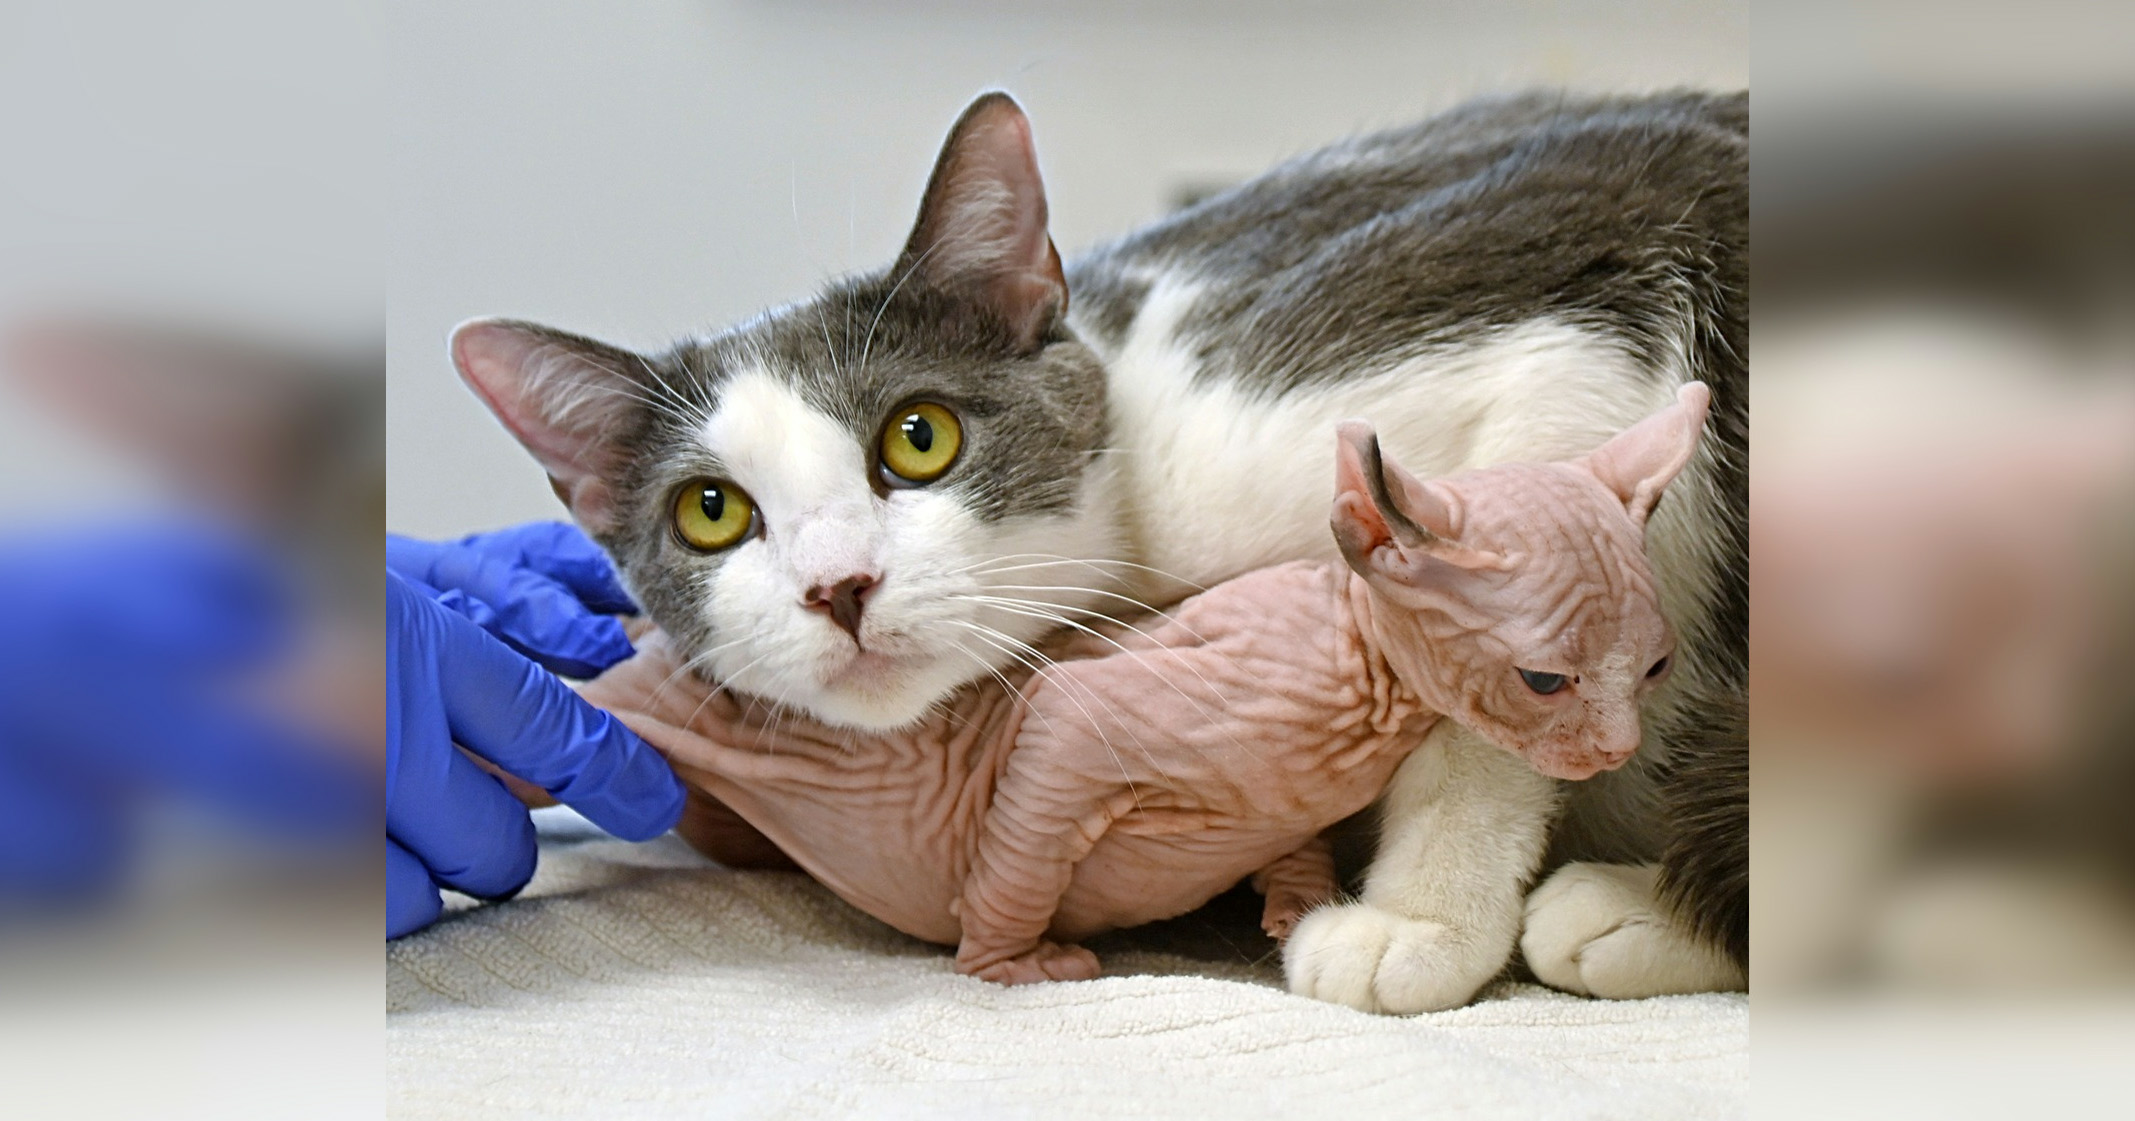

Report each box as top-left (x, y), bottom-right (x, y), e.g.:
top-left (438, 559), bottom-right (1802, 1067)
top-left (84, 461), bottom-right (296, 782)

top-left (624, 352), bottom-right (710, 428)
top-left (812, 297), bottom-right (844, 384)
top-left (556, 378), bottom-right (700, 432)
top-left (974, 582), bottom-right (1227, 648)
top-left (961, 553), bottom-right (1208, 591)
top-left (736, 669), bottom-right (788, 737)
top-left (955, 613), bottom-right (1187, 787)
top-left (928, 676), bottom-right (979, 734)
top-left (762, 673), bottom-right (804, 761)
top-left (547, 347), bottom-right (711, 432)
top-left (645, 629), bottom-right (770, 711)
top-left (749, 641), bottom-right (801, 749)
top-left (640, 645), bottom-right (731, 717)
top-left (843, 286), bottom-right (860, 379)
top-left (952, 620), bottom-right (1166, 799)
top-left (649, 346), bottom-right (719, 431)
top-left (978, 590), bottom-right (1259, 699)
top-left (955, 594), bottom-right (1245, 717)
top-left (952, 595), bottom-right (1266, 769)
top-left (942, 640), bottom-right (1107, 796)
top-left (962, 552), bottom-right (1176, 573)
top-left (680, 648), bottom-right (785, 741)
top-left (957, 627), bottom-right (1154, 809)
top-left (856, 237), bottom-right (948, 378)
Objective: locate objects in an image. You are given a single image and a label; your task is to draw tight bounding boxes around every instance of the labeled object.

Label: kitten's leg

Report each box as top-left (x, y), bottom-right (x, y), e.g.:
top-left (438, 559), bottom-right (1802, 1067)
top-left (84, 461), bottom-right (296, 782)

top-left (674, 787), bottom-right (796, 871)
top-left (957, 618), bottom-right (1219, 983)
top-left (1285, 724), bottom-right (1559, 1013)
top-left (955, 763), bottom-right (1134, 985)
top-left (608, 710), bottom-right (834, 871)
top-left (514, 698), bottom-right (796, 869)
top-left (1251, 833), bottom-right (1338, 942)
top-left (1521, 861), bottom-right (1747, 998)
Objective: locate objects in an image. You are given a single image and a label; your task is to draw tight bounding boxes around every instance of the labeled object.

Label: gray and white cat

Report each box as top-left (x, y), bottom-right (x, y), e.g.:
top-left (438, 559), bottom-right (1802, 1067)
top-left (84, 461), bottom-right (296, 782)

top-left (451, 90), bottom-right (1748, 1007)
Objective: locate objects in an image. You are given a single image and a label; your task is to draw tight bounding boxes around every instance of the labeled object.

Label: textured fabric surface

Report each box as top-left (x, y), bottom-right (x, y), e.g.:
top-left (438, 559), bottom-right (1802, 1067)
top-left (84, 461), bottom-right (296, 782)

top-left (387, 823), bottom-right (1747, 1120)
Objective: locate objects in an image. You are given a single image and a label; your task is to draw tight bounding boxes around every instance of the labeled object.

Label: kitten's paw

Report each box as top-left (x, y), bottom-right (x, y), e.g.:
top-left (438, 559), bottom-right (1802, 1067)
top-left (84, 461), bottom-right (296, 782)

top-left (1283, 902), bottom-right (1500, 1013)
top-left (962, 940), bottom-right (1101, 986)
top-left (1521, 862), bottom-right (1745, 999)
top-left (1253, 843), bottom-right (1338, 944)
top-left (1259, 885), bottom-right (1326, 943)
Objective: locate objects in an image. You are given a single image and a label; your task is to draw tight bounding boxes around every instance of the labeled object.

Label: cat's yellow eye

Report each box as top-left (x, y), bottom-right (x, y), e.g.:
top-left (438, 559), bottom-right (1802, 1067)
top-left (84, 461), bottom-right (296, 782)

top-left (879, 402), bottom-right (963, 485)
top-left (672, 479), bottom-right (756, 552)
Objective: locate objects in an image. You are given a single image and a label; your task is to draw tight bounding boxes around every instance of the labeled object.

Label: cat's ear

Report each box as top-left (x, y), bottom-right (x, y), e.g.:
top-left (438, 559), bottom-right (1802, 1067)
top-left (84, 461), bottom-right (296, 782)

top-left (1582, 380), bottom-right (1711, 528)
top-left (897, 91), bottom-right (1066, 352)
top-left (1332, 421), bottom-right (1501, 586)
top-left (451, 318), bottom-right (646, 534)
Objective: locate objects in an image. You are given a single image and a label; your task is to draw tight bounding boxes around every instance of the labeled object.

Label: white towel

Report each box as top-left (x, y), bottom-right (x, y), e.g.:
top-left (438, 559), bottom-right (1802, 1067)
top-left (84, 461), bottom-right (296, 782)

top-left (388, 824), bottom-right (1746, 1119)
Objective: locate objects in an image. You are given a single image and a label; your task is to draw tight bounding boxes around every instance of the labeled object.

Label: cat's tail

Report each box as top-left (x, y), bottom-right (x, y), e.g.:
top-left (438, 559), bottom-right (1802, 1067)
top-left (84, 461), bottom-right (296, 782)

top-left (1655, 689), bottom-right (1749, 970)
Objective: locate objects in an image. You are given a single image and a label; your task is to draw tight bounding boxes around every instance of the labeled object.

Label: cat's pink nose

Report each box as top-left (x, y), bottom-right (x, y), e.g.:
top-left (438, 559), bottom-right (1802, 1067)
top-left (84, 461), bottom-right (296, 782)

top-left (803, 574), bottom-right (878, 640)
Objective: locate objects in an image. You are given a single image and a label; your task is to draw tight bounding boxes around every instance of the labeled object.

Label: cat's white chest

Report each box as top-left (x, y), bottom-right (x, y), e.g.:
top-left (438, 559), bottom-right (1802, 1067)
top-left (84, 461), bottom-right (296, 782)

top-left (1089, 276), bottom-right (1668, 600)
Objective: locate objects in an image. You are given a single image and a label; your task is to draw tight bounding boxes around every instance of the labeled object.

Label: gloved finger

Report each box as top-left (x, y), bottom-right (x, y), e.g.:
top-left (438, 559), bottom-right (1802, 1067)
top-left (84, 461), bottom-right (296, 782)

top-left (392, 525), bottom-right (637, 617)
top-left (106, 527), bottom-right (289, 668)
top-left (384, 534), bottom-right (447, 584)
top-left (386, 716), bottom-right (538, 900)
top-left (0, 750), bottom-right (127, 902)
top-left (396, 542), bottom-right (634, 678)
top-left (5, 523), bottom-right (288, 672)
top-left (458, 565), bottom-right (632, 678)
top-left (481, 522), bottom-right (637, 615)
top-left (424, 600), bottom-right (683, 842)
top-left (387, 838), bottom-right (443, 939)
top-left (22, 679), bottom-right (372, 840)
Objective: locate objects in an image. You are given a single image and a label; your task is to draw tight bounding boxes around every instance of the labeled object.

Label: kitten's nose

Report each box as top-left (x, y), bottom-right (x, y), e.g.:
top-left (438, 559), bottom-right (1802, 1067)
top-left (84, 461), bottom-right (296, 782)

top-left (803, 574), bottom-right (878, 640)
top-left (1596, 730), bottom-right (1642, 767)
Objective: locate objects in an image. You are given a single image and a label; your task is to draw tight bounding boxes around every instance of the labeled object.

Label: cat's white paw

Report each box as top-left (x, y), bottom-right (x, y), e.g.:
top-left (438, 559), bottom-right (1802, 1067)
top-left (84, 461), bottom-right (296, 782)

top-left (1283, 901), bottom-right (1500, 1014)
top-left (1521, 862), bottom-right (1744, 999)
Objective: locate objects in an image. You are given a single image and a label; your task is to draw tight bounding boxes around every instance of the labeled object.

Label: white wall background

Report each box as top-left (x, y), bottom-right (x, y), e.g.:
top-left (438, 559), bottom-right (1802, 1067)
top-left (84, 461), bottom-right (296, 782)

top-left (386, 0), bottom-right (1746, 537)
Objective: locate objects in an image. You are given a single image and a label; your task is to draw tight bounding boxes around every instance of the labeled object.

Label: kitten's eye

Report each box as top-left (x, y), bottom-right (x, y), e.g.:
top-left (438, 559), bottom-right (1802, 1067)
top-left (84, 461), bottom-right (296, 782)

top-left (879, 402), bottom-right (963, 485)
top-left (1646, 656), bottom-right (1671, 679)
top-left (1518, 669), bottom-right (1568, 695)
top-left (672, 479), bottom-right (756, 552)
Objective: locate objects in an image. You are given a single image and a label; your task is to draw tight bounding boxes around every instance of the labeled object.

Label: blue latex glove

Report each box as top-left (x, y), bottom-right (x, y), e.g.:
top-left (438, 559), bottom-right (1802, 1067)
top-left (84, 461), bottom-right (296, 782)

top-left (387, 568), bottom-right (682, 938)
top-left (387, 522), bottom-right (637, 679)
top-left (0, 524), bottom-right (368, 901)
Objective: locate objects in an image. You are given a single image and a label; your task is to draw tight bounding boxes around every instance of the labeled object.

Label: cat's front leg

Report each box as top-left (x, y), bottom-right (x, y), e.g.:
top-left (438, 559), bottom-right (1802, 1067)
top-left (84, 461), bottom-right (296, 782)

top-left (1521, 862), bottom-right (1746, 998)
top-left (1285, 724), bottom-right (1558, 1013)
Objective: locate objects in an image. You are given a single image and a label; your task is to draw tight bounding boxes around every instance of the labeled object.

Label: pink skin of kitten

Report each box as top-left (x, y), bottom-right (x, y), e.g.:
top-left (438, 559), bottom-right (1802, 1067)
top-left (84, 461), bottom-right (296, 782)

top-left (585, 383), bottom-right (1708, 984)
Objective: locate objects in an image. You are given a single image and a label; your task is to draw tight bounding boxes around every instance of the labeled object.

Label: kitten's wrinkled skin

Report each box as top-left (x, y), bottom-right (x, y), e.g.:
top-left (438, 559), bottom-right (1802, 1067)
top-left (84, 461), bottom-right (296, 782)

top-left (585, 388), bottom-right (1702, 992)
top-left (456, 90), bottom-right (1748, 988)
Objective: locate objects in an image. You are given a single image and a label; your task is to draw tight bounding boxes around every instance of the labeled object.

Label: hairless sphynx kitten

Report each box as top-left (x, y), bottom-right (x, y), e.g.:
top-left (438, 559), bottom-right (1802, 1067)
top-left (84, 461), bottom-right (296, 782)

top-left (584, 383), bottom-right (1709, 985)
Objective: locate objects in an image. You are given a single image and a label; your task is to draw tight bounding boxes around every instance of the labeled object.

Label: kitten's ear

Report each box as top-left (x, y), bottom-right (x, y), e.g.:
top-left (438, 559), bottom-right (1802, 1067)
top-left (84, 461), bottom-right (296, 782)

top-left (1332, 420), bottom-right (1453, 556)
top-left (1332, 421), bottom-right (1500, 586)
top-left (897, 91), bottom-right (1067, 352)
top-left (451, 318), bottom-right (646, 534)
top-left (1584, 381), bottom-right (1712, 528)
